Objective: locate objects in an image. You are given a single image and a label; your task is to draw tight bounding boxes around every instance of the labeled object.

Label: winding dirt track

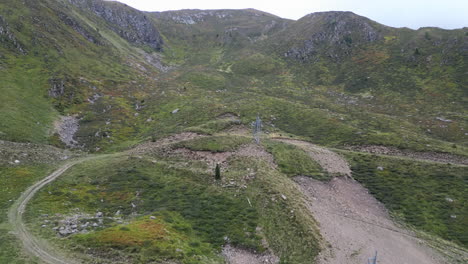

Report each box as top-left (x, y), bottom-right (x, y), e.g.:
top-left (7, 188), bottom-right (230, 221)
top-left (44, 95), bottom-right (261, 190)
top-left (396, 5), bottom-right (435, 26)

top-left (274, 138), bottom-right (447, 264)
top-left (8, 159), bottom-right (89, 264)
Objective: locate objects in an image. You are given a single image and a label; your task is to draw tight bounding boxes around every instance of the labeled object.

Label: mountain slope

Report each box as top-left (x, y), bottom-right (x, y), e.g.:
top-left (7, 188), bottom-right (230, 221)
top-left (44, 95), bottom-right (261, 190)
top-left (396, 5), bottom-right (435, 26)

top-left (0, 1), bottom-right (467, 263)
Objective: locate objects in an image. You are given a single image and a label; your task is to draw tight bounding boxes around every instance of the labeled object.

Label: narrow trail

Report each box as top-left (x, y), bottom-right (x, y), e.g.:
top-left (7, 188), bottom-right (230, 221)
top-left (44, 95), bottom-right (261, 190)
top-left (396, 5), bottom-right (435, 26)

top-left (274, 138), bottom-right (447, 264)
top-left (8, 158), bottom-right (94, 264)
top-left (7, 133), bottom-right (203, 264)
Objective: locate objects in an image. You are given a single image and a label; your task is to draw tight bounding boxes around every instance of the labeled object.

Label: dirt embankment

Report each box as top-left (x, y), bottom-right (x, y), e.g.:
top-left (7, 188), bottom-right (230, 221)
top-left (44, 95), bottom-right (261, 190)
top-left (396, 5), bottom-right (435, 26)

top-left (273, 138), bottom-right (351, 176)
top-left (346, 145), bottom-right (468, 165)
top-left (0, 140), bottom-right (74, 165)
top-left (276, 139), bottom-right (448, 264)
top-left (296, 176), bottom-right (446, 264)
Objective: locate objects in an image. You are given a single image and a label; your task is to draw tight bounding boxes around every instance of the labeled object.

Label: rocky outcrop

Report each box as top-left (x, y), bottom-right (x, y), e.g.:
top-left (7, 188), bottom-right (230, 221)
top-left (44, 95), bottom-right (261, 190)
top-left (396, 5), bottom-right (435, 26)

top-left (54, 115), bottom-right (80, 148)
top-left (0, 15), bottom-right (26, 54)
top-left (285, 12), bottom-right (383, 61)
top-left (68, 0), bottom-right (163, 50)
top-left (57, 11), bottom-right (104, 45)
top-left (48, 78), bottom-right (66, 98)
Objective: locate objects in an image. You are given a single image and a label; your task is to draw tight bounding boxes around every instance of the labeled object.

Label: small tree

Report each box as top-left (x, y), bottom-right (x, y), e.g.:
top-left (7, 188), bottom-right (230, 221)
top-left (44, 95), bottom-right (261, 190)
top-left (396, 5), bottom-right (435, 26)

top-left (215, 163), bottom-right (221, 180)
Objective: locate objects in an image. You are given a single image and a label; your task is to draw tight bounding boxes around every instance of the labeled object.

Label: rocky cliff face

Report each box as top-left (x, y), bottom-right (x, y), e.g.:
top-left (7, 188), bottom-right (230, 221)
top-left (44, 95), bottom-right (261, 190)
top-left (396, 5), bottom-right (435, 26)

top-left (68, 0), bottom-right (163, 50)
top-left (284, 12), bottom-right (383, 61)
top-left (57, 10), bottom-right (104, 45)
top-left (0, 15), bottom-right (26, 54)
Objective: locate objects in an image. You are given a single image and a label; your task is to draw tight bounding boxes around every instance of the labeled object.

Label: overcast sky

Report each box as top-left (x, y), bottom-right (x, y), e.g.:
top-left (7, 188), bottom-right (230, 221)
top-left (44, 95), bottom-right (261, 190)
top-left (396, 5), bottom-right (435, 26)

top-left (107, 0), bottom-right (467, 29)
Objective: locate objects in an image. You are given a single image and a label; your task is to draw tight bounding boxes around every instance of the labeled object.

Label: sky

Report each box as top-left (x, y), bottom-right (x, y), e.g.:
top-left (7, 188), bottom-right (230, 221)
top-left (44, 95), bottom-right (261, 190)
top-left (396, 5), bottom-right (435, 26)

top-left (106, 0), bottom-right (468, 29)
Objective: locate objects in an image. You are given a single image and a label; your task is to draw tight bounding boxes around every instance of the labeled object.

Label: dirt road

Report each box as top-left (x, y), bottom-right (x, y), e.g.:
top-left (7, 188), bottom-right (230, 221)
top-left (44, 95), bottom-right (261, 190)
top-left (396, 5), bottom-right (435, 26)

top-left (276, 139), bottom-right (446, 264)
top-left (8, 159), bottom-right (89, 264)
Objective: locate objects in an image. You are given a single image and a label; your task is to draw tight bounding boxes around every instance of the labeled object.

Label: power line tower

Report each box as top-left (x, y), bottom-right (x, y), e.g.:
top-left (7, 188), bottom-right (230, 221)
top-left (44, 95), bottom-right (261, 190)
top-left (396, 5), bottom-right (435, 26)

top-left (253, 114), bottom-right (262, 144)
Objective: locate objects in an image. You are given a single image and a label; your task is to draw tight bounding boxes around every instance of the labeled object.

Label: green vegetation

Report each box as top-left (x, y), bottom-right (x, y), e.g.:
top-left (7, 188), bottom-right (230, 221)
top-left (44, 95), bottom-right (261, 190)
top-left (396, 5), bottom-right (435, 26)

top-left (264, 140), bottom-right (327, 180)
top-left (74, 212), bottom-right (221, 263)
top-left (1, 0), bottom-right (467, 262)
top-left (227, 157), bottom-right (322, 262)
top-left (0, 164), bottom-right (54, 264)
top-left (185, 118), bottom-right (241, 135)
top-left (25, 147), bottom-right (322, 263)
top-left (26, 155), bottom-right (261, 261)
top-left (174, 136), bottom-right (251, 152)
top-left (346, 152), bottom-right (467, 247)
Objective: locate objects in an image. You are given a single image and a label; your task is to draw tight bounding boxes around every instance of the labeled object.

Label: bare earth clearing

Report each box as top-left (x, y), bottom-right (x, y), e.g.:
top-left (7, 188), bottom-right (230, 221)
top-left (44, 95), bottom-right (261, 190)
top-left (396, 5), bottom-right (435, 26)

top-left (276, 139), bottom-right (447, 264)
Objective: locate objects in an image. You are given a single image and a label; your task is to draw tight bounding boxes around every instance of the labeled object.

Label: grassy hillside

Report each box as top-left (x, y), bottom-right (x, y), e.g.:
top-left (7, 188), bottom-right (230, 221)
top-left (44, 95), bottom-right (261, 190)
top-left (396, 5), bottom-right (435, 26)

top-left (0, 1), bottom-right (467, 262)
top-left (346, 152), bottom-right (467, 247)
top-left (25, 145), bottom-right (322, 263)
top-left (1, 0), bottom-right (466, 153)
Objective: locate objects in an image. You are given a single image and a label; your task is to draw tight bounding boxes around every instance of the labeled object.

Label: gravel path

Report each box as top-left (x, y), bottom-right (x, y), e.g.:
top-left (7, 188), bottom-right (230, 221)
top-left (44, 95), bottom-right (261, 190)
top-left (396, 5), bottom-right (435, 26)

top-left (8, 158), bottom-right (90, 264)
top-left (296, 176), bottom-right (445, 264)
top-left (276, 139), bottom-right (446, 264)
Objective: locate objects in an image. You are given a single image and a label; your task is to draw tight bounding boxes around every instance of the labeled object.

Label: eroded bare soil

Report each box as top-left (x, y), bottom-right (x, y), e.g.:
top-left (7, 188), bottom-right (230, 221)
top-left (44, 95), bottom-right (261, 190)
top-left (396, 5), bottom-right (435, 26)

top-left (295, 176), bottom-right (446, 264)
top-left (346, 145), bottom-right (468, 165)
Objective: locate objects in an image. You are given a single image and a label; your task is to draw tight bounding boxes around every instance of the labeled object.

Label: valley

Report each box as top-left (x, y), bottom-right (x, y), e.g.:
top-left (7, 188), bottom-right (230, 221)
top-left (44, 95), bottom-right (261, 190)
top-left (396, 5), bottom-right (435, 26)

top-left (0, 0), bottom-right (466, 263)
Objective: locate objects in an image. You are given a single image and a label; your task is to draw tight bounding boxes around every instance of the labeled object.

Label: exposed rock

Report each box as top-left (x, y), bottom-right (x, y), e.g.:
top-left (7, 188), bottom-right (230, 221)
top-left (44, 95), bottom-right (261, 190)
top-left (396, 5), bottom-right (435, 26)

top-left (222, 244), bottom-right (279, 264)
top-left (57, 11), bottom-right (104, 45)
top-left (436, 117), bottom-right (452, 123)
top-left (54, 115), bottom-right (80, 147)
top-left (48, 78), bottom-right (66, 98)
top-left (69, 0), bottom-right (163, 50)
top-left (0, 15), bottom-right (26, 54)
top-left (0, 140), bottom-right (74, 165)
top-left (285, 12), bottom-right (382, 61)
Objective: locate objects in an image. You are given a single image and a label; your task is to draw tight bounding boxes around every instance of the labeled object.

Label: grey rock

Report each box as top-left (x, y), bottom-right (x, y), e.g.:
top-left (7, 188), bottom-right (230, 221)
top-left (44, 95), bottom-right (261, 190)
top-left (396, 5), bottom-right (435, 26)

top-left (0, 16), bottom-right (27, 54)
top-left (57, 11), bottom-right (104, 45)
top-left (285, 12), bottom-right (382, 61)
top-left (69, 0), bottom-right (163, 50)
top-left (54, 115), bottom-right (79, 147)
top-left (48, 78), bottom-right (66, 98)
